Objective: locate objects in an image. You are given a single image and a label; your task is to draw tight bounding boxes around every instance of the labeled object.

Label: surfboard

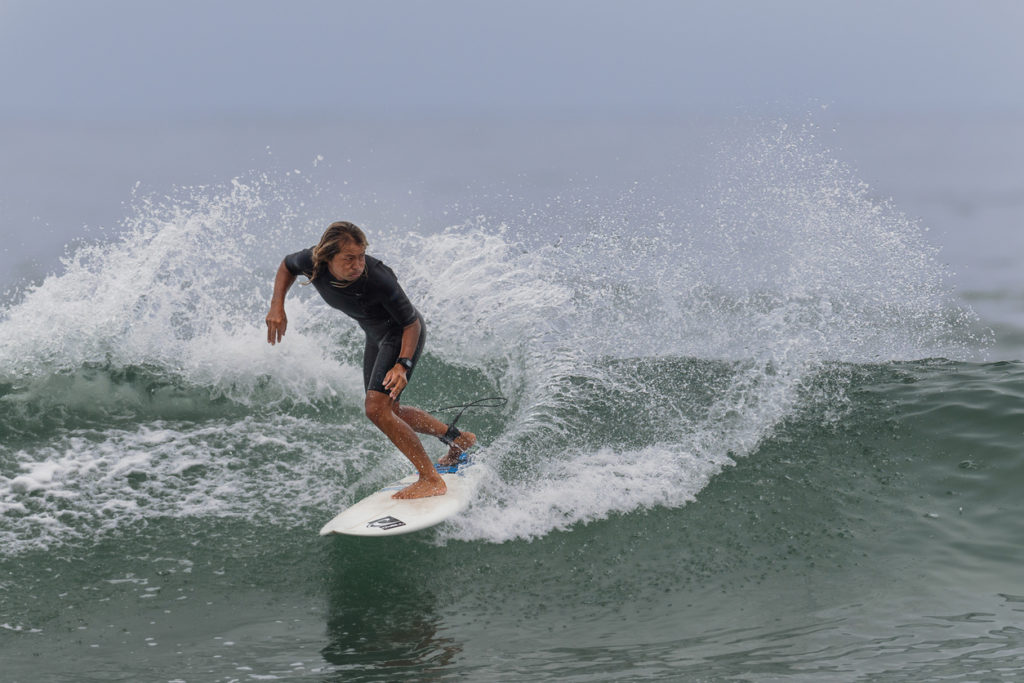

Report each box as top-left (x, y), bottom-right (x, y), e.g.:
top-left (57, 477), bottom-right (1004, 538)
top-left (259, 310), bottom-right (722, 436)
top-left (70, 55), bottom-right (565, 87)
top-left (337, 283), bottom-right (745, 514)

top-left (318, 453), bottom-right (479, 537)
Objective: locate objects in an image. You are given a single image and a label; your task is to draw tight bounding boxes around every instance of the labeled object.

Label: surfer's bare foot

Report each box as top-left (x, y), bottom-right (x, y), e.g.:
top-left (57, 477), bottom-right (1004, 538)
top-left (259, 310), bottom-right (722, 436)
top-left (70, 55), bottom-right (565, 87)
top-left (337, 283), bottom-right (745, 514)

top-left (392, 473), bottom-right (447, 499)
top-left (438, 430), bottom-right (476, 466)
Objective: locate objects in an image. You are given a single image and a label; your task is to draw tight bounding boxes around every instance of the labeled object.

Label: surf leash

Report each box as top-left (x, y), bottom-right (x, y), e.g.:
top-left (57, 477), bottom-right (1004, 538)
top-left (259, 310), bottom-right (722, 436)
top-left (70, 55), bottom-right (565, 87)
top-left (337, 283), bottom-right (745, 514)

top-left (431, 396), bottom-right (507, 446)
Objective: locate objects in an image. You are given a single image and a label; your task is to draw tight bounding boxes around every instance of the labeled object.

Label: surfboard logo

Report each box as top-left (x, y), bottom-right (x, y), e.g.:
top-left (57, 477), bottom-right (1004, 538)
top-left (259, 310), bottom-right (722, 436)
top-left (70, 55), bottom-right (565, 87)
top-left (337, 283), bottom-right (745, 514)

top-left (366, 515), bottom-right (406, 530)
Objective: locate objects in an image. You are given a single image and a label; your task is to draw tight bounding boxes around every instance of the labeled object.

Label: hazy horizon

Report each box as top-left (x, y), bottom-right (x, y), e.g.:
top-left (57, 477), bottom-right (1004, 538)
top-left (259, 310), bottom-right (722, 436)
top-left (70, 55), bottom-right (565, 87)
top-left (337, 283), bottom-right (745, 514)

top-left (2, 1), bottom-right (1022, 123)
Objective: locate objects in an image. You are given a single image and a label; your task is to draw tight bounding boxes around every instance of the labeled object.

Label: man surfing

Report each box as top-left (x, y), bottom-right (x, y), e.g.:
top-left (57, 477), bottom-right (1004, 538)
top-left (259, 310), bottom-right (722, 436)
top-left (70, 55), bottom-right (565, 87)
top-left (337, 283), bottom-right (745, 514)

top-left (265, 221), bottom-right (475, 499)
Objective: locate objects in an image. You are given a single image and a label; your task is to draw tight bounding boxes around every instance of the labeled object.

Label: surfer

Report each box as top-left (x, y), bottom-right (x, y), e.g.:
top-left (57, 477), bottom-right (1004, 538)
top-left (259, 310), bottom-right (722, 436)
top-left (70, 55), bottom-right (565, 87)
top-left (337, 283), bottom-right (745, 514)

top-left (265, 221), bottom-right (475, 499)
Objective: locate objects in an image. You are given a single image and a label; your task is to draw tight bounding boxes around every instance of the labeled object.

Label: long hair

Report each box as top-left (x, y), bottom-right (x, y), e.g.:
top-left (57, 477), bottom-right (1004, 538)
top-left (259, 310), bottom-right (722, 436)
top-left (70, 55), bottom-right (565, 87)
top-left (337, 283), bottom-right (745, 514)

top-left (307, 221), bottom-right (368, 283)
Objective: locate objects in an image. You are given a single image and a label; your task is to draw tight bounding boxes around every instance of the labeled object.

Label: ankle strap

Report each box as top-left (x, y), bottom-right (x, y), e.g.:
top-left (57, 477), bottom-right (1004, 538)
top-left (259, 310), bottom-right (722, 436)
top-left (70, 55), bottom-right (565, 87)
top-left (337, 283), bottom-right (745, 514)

top-left (438, 423), bottom-right (462, 446)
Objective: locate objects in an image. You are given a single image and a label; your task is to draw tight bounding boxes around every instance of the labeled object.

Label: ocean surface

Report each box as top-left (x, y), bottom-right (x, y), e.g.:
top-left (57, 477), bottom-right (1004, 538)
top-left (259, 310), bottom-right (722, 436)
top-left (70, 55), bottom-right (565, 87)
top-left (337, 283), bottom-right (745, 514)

top-left (2, 116), bottom-right (1023, 681)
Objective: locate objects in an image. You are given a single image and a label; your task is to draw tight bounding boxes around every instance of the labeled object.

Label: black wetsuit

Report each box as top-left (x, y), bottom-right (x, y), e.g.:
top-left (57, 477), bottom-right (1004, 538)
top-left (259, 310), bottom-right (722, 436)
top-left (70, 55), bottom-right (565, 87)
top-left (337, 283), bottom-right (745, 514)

top-left (284, 248), bottom-right (425, 394)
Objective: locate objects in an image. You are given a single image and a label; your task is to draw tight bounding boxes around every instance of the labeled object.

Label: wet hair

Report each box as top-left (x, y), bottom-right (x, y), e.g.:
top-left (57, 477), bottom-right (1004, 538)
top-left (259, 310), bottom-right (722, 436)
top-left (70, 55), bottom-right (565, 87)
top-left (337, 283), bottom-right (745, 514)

top-left (308, 221), bottom-right (368, 283)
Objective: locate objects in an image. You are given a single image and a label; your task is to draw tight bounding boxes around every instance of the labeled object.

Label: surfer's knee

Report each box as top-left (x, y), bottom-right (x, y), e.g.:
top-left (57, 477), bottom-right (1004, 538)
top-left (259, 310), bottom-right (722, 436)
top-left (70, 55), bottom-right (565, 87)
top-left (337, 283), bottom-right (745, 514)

top-left (364, 391), bottom-right (393, 426)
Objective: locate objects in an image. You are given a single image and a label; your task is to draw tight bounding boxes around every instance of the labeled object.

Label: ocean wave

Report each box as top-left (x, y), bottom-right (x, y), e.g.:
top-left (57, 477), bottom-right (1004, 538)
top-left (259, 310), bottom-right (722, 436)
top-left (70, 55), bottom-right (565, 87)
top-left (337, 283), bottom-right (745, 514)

top-left (0, 121), bottom-right (991, 552)
top-left (6, 358), bottom-right (1020, 556)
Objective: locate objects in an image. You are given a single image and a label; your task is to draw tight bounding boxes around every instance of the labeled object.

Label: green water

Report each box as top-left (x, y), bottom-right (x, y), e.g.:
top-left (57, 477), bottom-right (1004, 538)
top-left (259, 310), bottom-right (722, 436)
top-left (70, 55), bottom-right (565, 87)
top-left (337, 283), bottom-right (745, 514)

top-left (3, 117), bottom-right (1022, 681)
top-left (4, 362), bottom-right (1022, 681)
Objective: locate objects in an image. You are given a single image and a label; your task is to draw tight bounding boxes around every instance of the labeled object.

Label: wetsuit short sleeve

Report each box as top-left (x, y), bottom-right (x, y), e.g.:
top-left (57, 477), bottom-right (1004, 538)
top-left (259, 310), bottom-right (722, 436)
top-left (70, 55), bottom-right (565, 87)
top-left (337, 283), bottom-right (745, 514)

top-left (372, 262), bottom-right (419, 328)
top-left (283, 248), bottom-right (315, 278)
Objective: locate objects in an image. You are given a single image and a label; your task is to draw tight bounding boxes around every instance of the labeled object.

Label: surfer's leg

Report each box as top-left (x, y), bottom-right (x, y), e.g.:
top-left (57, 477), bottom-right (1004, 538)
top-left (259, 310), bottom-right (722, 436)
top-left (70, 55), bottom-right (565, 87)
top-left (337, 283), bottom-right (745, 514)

top-left (365, 390), bottom-right (446, 499)
top-left (393, 404), bottom-right (476, 466)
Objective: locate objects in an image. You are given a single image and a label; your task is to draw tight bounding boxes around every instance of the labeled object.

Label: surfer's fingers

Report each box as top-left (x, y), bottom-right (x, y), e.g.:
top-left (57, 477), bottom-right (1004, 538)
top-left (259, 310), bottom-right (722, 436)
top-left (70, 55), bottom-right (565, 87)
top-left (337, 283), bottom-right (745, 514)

top-left (265, 308), bottom-right (287, 345)
top-left (383, 369), bottom-right (407, 398)
top-left (266, 320), bottom-right (285, 345)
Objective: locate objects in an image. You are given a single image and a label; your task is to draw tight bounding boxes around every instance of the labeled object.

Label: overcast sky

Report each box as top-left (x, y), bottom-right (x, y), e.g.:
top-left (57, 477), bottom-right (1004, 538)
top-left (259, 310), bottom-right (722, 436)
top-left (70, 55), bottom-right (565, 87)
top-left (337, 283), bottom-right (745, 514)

top-left (2, 0), bottom-right (1023, 122)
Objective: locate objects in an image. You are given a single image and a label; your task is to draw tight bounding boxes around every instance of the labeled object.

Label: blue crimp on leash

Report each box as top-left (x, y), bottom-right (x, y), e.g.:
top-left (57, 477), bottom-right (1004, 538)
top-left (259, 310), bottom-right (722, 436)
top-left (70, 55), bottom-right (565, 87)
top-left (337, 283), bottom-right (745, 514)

top-left (430, 396), bottom-right (507, 472)
top-left (434, 449), bottom-right (474, 474)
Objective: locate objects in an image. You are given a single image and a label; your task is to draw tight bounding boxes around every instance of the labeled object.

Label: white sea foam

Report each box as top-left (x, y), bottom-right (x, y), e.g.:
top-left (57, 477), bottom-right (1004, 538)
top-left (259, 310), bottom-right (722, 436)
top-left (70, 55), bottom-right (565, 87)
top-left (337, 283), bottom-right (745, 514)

top-left (0, 176), bottom-right (358, 407)
top-left (432, 120), bottom-right (982, 543)
top-left (0, 120), bottom-right (982, 551)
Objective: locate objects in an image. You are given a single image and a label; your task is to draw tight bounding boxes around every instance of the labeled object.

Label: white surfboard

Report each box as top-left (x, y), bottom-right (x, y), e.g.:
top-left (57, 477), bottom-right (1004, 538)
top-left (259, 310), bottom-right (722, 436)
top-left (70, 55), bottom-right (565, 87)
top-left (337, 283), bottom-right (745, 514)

top-left (319, 455), bottom-right (479, 537)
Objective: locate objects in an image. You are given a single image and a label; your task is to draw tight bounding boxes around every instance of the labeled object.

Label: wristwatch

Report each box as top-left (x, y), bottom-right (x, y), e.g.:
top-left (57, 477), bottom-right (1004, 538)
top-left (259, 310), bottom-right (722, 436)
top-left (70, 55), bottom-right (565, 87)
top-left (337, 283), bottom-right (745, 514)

top-left (396, 357), bottom-right (414, 372)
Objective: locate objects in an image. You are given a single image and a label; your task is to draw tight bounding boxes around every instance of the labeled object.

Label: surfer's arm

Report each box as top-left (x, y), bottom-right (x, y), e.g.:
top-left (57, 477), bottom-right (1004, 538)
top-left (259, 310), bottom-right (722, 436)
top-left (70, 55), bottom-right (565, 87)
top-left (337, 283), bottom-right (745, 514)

top-left (382, 318), bottom-right (422, 399)
top-left (266, 259), bottom-right (296, 345)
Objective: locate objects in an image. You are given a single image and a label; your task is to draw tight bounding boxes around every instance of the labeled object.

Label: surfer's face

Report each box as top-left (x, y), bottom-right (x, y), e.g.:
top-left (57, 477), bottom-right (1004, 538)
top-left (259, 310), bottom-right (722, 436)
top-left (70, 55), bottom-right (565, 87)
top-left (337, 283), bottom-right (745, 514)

top-left (328, 242), bottom-right (366, 281)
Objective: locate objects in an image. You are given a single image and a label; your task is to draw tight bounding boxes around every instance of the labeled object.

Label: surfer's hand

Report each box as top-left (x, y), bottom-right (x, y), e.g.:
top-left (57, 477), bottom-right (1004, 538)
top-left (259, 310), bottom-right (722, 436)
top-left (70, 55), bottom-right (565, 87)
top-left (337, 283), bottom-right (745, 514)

top-left (383, 365), bottom-right (408, 399)
top-left (265, 306), bottom-right (287, 345)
